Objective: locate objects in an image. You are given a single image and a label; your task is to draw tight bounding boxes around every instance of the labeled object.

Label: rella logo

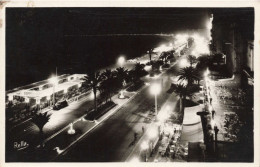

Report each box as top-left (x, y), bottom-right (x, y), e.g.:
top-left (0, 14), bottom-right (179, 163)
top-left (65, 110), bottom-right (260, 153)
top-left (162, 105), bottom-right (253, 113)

top-left (14, 141), bottom-right (29, 151)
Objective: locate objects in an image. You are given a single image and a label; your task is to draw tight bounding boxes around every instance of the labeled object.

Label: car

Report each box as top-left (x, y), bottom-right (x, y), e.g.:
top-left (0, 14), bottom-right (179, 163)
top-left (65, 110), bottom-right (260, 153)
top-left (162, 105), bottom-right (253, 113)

top-left (53, 100), bottom-right (68, 110)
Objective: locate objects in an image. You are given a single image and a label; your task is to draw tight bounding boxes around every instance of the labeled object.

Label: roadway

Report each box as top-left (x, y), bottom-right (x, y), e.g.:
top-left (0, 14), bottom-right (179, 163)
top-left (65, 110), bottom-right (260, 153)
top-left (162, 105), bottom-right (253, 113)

top-left (56, 63), bottom-right (180, 162)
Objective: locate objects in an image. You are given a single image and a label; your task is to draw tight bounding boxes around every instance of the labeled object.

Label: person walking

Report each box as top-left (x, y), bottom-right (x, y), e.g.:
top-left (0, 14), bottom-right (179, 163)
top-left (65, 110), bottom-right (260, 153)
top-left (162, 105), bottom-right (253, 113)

top-left (212, 110), bottom-right (216, 119)
top-left (142, 126), bottom-right (145, 134)
top-left (134, 132), bottom-right (138, 141)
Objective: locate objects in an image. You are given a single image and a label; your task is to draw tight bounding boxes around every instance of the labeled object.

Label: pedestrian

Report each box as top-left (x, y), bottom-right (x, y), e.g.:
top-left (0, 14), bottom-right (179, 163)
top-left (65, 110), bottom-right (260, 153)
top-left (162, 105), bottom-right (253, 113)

top-left (142, 126), bottom-right (145, 134)
top-left (134, 132), bottom-right (138, 141)
top-left (210, 97), bottom-right (213, 104)
top-left (212, 110), bottom-right (216, 119)
top-left (174, 128), bottom-right (176, 134)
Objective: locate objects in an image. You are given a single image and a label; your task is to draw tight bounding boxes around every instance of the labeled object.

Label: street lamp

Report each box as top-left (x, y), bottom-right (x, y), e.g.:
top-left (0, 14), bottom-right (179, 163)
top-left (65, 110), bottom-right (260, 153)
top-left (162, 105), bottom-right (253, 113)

top-left (150, 83), bottom-right (161, 115)
top-left (49, 76), bottom-right (58, 107)
top-left (118, 56), bottom-right (125, 66)
top-left (118, 56), bottom-right (126, 99)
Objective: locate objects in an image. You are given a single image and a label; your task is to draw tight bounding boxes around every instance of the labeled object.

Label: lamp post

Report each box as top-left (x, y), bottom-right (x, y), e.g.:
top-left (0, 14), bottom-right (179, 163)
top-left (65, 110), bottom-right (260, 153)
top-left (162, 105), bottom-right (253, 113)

top-left (118, 56), bottom-right (126, 99)
top-left (49, 77), bottom-right (58, 107)
top-left (150, 83), bottom-right (161, 115)
top-left (141, 142), bottom-right (149, 162)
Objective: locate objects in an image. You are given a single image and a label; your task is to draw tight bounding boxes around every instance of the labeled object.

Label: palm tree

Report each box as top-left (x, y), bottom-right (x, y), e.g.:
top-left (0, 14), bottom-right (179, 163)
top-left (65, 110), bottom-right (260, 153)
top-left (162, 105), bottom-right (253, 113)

top-left (31, 112), bottom-right (51, 134)
top-left (99, 80), bottom-right (109, 103)
top-left (131, 62), bottom-right (147, 84)
top-left (83, 71), bottom-right (103, 112)
top-left (31, 112), bottom-right (51, 148)
top-left (159, 52), bottom-right (168, 64)
top-left (147, 49), bottom-right (157, 63)
top-left (178, 66), bottom-right (198, 87)
top-left (170, 83), bottom-right (186, 112)
top-left (187, 55), bottom-right (197, 67)
top-left (101, 69), bottom-right (116, 101)
top-left (115, 67), bottom-right (128, 87)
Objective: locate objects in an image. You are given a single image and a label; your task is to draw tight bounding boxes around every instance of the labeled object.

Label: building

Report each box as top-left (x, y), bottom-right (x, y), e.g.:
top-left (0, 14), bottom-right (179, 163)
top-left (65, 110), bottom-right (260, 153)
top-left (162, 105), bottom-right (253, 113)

top-left (6, 74), bottom-right (85, 106)
top-left (210, 8), bottom-right (254, 86)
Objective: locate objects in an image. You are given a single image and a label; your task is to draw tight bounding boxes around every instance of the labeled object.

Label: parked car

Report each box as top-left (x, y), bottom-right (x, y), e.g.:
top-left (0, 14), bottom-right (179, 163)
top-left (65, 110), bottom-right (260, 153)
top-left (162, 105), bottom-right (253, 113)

top-left (53, 100), bottom-right (68, 110)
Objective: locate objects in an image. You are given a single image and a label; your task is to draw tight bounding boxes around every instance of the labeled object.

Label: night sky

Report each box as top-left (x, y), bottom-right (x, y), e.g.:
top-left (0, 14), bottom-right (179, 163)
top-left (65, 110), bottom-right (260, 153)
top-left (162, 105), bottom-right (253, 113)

top-left (6, 8), bottom-right (254, 90)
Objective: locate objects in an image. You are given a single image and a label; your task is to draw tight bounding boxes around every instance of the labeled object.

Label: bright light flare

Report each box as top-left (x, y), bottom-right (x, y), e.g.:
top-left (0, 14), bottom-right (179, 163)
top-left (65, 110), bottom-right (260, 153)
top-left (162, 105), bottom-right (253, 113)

top-left (118, 56), bottom-right (125, 66)
top-left (191, 33), bottom-right (210, 56)
top-left (153, 44), bottom-right (173, 53)
top-left (150, 83), bottom-right (161, 95)
top-left (148, 128), bottom-right (158, 139)
top-left (25, 97), bottom-right (29, 103)
top-left (8, 95), bottom-right (13, 101)
top-left (130, 157), bottom-right (140, 163)
top-left (141, 142), bottom-right (149, 150)
top-left (49, 76), bottom-right (58, 85)
top-left (179, 58), bottom-right (189, 67)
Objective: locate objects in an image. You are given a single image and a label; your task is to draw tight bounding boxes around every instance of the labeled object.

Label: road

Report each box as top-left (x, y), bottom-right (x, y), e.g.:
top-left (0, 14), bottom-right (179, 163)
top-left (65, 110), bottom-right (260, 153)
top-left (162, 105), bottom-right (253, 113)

top-left (56, 64), bottom-right (180, 162)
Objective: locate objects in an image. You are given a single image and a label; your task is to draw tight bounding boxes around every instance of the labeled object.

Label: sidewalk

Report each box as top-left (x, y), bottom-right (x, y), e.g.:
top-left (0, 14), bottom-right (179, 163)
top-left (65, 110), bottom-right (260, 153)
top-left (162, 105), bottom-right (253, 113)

top-left (126, 85), bottom-right (180, 162)
top-left (209, 74), bottom-right (242, 141)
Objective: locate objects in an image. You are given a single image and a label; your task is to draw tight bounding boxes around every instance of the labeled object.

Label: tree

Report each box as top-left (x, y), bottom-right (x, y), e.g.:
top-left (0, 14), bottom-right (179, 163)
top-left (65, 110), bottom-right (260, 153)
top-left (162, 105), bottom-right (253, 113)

top-left (129, 63), bottom-right (147, 84)
top-left (178, 66), bottom-right (198, 87)
top-left (83, 70), bottom-right (103, 112)
top-left (147, 49), bottom-right (157, 62)
top-left (31, 112), bottom-right (51, 134)
top-left (171, 83), bottom-right (187, 114)
top-left (115, 67), bottom-right (128, 87)
top-left (187, 55), bottom-right (197, 67)
top-left (159, 52), bottom-right (168, 64)
top-left (102, 69), bottom-right (115, 101)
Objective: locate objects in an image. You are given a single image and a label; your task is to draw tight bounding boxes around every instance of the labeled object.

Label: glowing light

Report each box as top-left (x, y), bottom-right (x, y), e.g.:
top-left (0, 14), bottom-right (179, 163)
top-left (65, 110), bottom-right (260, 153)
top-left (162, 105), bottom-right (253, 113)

top-left (204, 68), bottom-right (210, 77)
top-left (157, 108), bottom-right (170, 122)
top-left (190, 33), bottom-right (210, 56)
top-left (49, 76), bottom-right (58, 85)
top-left (179, 59), bottom-right (189, 67)
top-left (141, 142), bottom-right (149, 150)
top-left (8, 95), bottom-right (13, 101)
top-left (130, 157), bottom-right (140, 163)
top-left (175, 34), bottom-right (188, 44)
top-left (90, 91), bottom-right (95, 99)
top-left (150, 83), bottom-right (161, 95)
top-left (148, 128), bottom-right (158, 139)
top-left (118, 56), bottom-right (125, 66)
top-left (25, 97), bottom-right (29, 103)
top-left (78, 83), bottom-right (82, 88)
top-left (153, 44), bottom-right (172, 52)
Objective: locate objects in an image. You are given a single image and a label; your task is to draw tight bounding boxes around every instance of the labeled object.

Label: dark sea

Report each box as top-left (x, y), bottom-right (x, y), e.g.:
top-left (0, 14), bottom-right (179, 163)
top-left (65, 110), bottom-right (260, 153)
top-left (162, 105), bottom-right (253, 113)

top-left (6, 35), bottom-right (172, 90)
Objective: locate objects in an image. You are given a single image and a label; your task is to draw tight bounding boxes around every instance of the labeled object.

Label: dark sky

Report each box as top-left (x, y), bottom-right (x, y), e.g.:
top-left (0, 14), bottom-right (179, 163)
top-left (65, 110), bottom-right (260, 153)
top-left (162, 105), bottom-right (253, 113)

top-left (6, 8), bottom-right (254, 90)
